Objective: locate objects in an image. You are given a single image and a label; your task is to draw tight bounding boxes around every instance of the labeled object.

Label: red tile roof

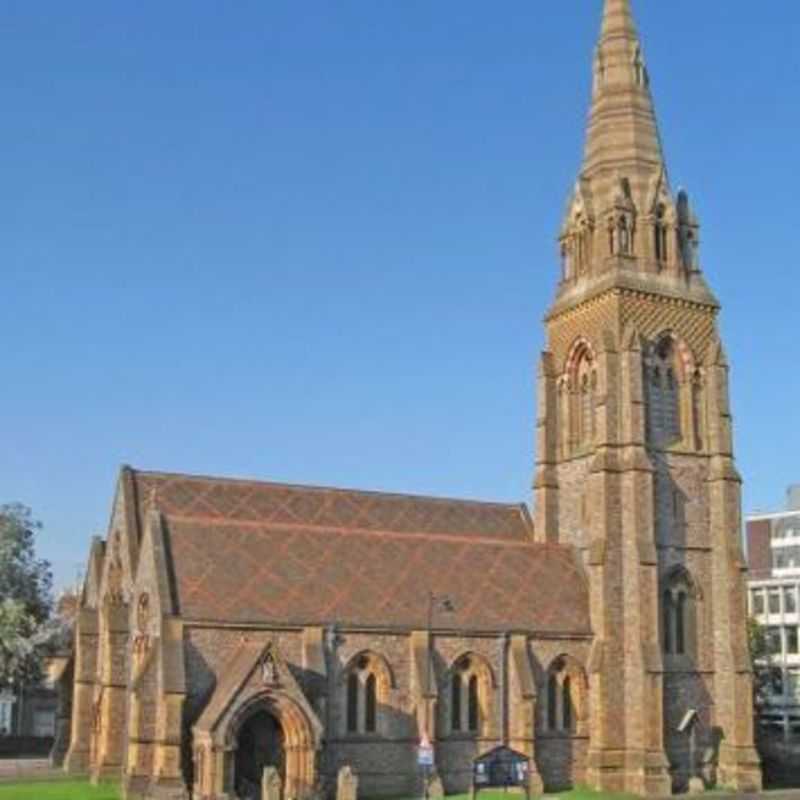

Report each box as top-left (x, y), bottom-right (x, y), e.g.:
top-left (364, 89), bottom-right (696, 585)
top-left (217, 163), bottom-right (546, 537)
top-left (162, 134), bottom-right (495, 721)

top-left (129, 469), bottom-right (591, 635)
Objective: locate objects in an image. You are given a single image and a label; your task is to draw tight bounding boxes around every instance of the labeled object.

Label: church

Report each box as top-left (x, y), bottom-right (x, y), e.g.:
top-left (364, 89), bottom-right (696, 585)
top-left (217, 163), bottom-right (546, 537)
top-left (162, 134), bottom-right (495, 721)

top-left (64, 1), bottom-right (763, 797)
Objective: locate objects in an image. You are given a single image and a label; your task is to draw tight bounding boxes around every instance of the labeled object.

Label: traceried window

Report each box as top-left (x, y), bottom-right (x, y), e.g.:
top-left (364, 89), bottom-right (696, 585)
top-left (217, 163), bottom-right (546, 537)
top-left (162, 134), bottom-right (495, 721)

top-left (343, 652), bottom-right (392, 736)
top-left (561, 341), bottom-right (599, 457)
top-left (448, 654), bottom-right (492, 736)
top-left (573, 349), bottom-right (597, 451)
top-left (542, 656), bottom-right (587, 735)
top-left (647, 338), bottom-right (682, 446)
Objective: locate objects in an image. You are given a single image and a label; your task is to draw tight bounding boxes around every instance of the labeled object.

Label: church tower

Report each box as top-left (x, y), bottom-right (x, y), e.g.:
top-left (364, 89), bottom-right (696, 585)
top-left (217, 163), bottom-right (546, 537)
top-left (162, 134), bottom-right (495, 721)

top-left (533, 0), bottom-right (762, 793)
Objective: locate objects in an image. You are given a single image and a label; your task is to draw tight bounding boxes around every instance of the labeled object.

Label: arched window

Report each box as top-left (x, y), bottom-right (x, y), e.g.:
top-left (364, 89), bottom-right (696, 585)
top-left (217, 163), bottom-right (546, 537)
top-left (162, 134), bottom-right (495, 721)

top-left (662, 569), bottom-right (698, 658)
top-left (342, 652), bottom-right (393, 736)
top-left (691, 371), bottom-right (704, 450)
top-left (448, 654), bottom-right (493, 736)
top-left (346, 673), bottom-right (359, 733)
top-left (580, 374), bottom-right (591, 443)
top-left (618, 216), bottom-right (630, 254)
top-left (676, 593), bottom-right (687, 655)
top-left (662, 591), bottom-right (673, 654)
top-left (547, 675), bottom-right (558, 731)
top-left (365, 674), bottom-right (377, 733)
top-left (568, 344), bottom-right (596, 453)
top-left (468, 675), bottom-right (479, 732)
top-left (542, 657), bottom-right (587, 735)
top-left (451, 673), bottom-right (462, 732)
top-left (562, 676), bottom-right (573, 731)
top-left (647, 338), bottom-right (682, 446)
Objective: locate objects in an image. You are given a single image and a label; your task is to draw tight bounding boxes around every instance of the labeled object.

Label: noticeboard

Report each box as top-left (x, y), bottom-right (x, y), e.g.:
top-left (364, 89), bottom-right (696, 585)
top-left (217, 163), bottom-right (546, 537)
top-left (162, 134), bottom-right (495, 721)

top-left (472, 746), bottom-right (530, 796)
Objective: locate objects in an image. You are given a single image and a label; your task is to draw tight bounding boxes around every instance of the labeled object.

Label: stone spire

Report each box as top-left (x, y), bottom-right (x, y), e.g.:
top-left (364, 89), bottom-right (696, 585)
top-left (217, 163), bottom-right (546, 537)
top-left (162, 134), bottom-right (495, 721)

top-left (551, 0), bottom-right (716, 315)
top-left (583, 0), bottom-right (665, 186)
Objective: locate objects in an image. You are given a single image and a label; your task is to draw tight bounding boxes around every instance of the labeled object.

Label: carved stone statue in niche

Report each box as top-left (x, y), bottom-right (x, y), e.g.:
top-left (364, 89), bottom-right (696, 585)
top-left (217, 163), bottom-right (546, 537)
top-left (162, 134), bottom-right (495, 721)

top-left (261, 649), bottom-right (277, 685)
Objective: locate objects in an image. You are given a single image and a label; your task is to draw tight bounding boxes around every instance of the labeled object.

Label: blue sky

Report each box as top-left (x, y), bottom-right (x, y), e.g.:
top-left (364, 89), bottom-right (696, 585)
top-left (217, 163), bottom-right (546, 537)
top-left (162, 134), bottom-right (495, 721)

top-left (2, 1), bottom-right (799, 590)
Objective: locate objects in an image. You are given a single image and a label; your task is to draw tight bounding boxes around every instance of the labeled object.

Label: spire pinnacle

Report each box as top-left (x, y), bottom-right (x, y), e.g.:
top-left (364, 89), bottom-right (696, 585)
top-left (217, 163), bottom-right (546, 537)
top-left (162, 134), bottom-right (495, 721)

top-left (582, 0), bottom-right (664, 184)
top-left (549, 0), bottom-right (718, 315)
top-left (599, 0), bottom-right (638, 41)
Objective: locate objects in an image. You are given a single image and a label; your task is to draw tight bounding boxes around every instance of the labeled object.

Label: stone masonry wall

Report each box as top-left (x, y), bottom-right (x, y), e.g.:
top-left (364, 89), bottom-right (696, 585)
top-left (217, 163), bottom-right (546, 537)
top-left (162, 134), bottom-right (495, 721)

top-left (177, 626), bottom-right (593, 798)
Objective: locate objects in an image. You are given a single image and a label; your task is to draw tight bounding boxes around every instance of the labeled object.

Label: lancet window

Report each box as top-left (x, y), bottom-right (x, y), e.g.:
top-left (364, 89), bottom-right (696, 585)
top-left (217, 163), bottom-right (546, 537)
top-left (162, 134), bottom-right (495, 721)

top-left (561, 214), bottom-right (593, 281)
top-left (654, 204), bottom-right (669, 264)
top-left (572, 347), bottom-right (597, 452)
top-left (343, 652), bottom-right (392, 735)
top-left (448, 654), bottom-right (492, 736)
top-left (542, 656), bottom-right (587, 735)
top-left (662, 568), bottom-right (697, 658)
top-left (646, 338), bottom-right (682, 446)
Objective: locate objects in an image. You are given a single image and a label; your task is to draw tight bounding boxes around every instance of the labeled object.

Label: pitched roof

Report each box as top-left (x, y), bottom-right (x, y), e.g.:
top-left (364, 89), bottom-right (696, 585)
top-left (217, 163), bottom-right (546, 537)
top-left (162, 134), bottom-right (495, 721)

top-left (129, 469), bottom-right (591, 635)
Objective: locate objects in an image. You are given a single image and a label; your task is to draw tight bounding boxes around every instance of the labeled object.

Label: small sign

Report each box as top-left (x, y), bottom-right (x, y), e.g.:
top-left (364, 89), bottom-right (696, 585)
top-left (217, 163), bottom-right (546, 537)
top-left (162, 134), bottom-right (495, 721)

top-left (418, 745), bottom-right (434, 767)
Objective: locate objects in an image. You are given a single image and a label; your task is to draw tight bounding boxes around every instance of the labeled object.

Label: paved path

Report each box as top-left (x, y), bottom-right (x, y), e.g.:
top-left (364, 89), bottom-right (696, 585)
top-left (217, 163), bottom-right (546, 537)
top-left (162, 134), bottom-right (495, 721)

top-left (0, 758), bottom-right (62, 782)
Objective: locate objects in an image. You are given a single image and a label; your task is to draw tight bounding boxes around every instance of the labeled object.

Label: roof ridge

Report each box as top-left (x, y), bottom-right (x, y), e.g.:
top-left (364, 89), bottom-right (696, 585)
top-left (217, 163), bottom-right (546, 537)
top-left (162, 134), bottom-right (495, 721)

top-left (166, 513), bottom-right (542, 547)
top-left (126, 465), bottom-right (529, 512)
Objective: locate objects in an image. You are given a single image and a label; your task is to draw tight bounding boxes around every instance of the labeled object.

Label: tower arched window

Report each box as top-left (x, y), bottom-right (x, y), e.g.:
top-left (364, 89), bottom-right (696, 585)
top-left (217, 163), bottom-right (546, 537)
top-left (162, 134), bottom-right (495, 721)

top-left (343, 652), bottom-right (393, 736)
top-left (448, 654), bottom-right (493, 736)
top-left (662, 590), bottom-right (673, 654)
top-left (647, 338), bottom-right (682, 446)
top-left (618, 216), bottom-right (630, 254)
top-left (691, 370), bottom-right (704, 450)
top-left (572, 348), bottom-right (596, 451)
top-left (662, 569), bottom-right (698, 658)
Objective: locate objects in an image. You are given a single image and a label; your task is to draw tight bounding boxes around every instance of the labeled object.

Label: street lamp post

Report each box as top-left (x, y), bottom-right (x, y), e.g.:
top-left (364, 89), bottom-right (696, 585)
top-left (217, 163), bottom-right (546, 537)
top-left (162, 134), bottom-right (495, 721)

top-left (421, 592), bottom-right (455, 800)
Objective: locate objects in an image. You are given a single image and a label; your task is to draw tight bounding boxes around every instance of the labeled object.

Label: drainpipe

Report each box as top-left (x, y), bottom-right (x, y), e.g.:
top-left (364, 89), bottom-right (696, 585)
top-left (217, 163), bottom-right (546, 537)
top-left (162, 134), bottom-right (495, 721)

top-left (324, 625), bottom-right (338, 783)
top-left (499, 633), bottom-right (510, 746)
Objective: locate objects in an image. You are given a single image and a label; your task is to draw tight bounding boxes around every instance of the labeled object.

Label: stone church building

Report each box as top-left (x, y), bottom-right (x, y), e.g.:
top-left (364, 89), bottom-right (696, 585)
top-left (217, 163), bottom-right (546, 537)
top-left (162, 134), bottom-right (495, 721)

top-left (65, 1), bottom-right (762, 797)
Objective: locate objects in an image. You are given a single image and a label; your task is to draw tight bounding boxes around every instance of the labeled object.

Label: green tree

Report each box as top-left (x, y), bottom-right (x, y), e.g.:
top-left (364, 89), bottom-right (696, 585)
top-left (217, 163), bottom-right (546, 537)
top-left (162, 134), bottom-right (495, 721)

top-left (748, 616), bottom-right (778, 710)
top-left (0, 504), bottom-right (54, 689)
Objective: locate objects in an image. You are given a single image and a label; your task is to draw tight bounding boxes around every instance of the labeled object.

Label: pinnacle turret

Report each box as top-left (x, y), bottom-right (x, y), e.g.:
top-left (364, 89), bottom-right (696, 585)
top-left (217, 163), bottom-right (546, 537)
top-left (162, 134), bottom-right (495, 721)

top-left (550, 0), bottom-right (716, 316)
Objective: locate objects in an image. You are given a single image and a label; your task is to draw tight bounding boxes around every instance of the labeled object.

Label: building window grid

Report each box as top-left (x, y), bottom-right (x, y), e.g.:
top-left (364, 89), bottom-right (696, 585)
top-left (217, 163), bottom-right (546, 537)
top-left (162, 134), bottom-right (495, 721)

top-left (753, 582), bottom-right (800, 709)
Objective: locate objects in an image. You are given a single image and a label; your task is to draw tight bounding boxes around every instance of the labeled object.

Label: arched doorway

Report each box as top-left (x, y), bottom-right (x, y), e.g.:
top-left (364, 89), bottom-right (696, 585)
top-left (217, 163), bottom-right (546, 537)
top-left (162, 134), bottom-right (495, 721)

top-left (234, 709), bottom-right (285, 800)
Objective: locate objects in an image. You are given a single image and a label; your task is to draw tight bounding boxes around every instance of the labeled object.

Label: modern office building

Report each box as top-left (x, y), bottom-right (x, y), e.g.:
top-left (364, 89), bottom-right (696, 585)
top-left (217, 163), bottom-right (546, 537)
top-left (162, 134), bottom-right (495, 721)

top-left (747, 486), bottom-right (800, 734)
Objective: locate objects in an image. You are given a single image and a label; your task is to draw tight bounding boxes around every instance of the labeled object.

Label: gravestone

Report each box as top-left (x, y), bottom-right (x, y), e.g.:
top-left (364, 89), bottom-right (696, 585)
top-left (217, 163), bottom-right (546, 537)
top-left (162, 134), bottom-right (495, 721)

top-left (337, 765), bottom-right (358, 800)
top-left (262, 766), bottom-right (282, 800)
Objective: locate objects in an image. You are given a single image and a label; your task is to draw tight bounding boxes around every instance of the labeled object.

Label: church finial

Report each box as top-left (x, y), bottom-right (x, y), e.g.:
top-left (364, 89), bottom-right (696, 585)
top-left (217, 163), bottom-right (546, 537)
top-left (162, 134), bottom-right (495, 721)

top-left (599, 0), bottom-right (638, 41)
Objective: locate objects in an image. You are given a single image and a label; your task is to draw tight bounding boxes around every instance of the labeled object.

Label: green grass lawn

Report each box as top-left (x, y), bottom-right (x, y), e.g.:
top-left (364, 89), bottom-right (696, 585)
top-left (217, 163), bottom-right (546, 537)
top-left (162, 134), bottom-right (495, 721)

top-left (0, 780), bottom-right (119, 800)
top-left (0, 782), bottom-right (637, 800)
